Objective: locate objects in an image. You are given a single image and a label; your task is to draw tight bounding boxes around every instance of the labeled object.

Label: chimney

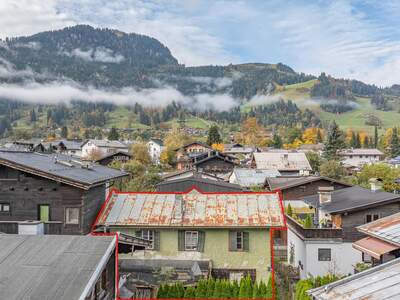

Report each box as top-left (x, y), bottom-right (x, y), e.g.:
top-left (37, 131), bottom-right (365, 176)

top-left (369, 178), bottom-right (383, 192)
top-left (318, 186), bottom-right (334, 204)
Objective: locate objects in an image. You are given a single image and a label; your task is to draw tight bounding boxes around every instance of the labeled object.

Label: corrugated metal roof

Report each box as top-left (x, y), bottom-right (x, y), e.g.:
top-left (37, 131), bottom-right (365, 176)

top-left (357, 212), bottom-right (400, 246)
top-left (0, 150), bottom-right (128, 189)
top-left (97, 189), bottom-right (284, 228)
top-left (353, 236), bottom-right (399, 259)
top-left (308, 257), bottom-right (400, 299)
top-left (0, 234), bottom-right (115, 300)
top-left (252, 152), bottom-right (312, 171)
top-left (231, 168), bottom-right (281, 187)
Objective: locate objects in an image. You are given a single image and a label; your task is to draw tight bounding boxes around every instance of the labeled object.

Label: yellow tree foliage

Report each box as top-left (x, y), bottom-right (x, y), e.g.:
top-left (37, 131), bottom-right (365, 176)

top-left (211, 143), bottom-right (224, 152)
top-left (163, 128), bottom-right (192, 150)
top-left (283, 138), bottom-right (303, 149)
top-left (238, 117), bottom-right (265, 146)
top-left (302, 128), bottom-right (321, 144)
top-left (345, 129), bottom-right (354, 144)
top-left (383, 128), bottom-right (394, 148)
top-left (359, 131), bottom-right (368, 146)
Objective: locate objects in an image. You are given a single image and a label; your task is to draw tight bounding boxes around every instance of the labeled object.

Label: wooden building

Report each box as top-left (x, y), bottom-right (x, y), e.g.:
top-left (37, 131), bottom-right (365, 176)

top-left (0, 150), bottom-right (128, 235)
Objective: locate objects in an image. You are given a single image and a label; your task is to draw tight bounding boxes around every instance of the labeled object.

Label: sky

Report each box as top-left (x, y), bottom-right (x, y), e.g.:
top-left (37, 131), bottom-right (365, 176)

top-left (1, 0), bottom-right (400, 87)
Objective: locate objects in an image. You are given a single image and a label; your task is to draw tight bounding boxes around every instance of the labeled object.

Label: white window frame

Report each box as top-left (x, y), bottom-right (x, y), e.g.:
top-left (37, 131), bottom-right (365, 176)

top-left (65, 207), bottom-right (80, 225)
top-left (137, 230), bottom-right (155, 250)
top-left (0, 203), bottom-right (10, 213)
top-left (185, 231), bottom-right (199, 251)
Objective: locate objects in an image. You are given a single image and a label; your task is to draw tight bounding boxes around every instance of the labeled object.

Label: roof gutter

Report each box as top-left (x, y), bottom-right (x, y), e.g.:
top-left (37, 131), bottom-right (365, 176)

top-left (79, 235), bottom-right (117, 300)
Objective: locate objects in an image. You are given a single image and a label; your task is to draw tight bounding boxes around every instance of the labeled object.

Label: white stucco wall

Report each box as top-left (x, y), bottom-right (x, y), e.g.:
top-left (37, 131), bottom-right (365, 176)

top-left (287, 228), bottom-right (362, 279)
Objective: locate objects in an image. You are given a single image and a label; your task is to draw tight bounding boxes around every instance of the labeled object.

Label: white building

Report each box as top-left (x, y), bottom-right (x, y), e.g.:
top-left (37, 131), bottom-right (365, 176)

top-left (147, 139), bottom-right (164, 164)
top-left (81, 139), bottom-right (129, 159)
top-left (338, 148), bottom-right (384, 168)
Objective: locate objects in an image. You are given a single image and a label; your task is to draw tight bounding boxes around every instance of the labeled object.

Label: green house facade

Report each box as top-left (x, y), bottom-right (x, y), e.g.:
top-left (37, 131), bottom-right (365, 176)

top-left (96, 188), bottom-right (285, 284)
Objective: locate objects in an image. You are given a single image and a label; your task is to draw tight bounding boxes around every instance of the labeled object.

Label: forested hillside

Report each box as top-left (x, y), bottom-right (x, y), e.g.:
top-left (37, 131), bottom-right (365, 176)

top-left (0, 25), bottom-right (400, 138)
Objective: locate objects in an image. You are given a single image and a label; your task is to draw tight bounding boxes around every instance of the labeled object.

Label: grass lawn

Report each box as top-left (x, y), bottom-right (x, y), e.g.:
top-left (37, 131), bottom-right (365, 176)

top-left (105, 106), bottom-right (149, 129)
top-left (166, 117), bottom-right (214, 129)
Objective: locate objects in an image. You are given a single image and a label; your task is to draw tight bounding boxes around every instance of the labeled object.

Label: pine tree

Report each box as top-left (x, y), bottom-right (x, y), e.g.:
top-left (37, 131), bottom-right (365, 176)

top-left (272, 132), bottom-right (282, 148)
top-left (355, 133), bottom-right (361, 148)
top-left (323, 121), bottom-right (345, 160)
top-left (108, 127), bottom-right (119, 140)
top-left (350, 131), bottom-right (357, 148)
top-left (390, 127), bottom-right (400, 158)
top-left (61, 126), bottom-right (68, 138)
top-left (364, 136), bottom-right (370, 148)
top-left (316, 129), bottom-right (323, 143)
top-left (286, 203), bottom-right (293, 217)
top-left (304, 214), bottom-right (314, 228)
top-left (207, 125), bottom-right (222, 146)
top-left (374, 125), bottom-right (379, 148)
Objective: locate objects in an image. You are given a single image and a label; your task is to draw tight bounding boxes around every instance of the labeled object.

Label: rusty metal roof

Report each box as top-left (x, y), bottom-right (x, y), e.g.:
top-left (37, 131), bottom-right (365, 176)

top-left (96, 188), bottom-right (284, 228)
top-left (352, 236), bottom-right (400, 259)
top-left (357, 212), bottom-right (400, 246)
top-left (308, 257), bottom-right (400, 299)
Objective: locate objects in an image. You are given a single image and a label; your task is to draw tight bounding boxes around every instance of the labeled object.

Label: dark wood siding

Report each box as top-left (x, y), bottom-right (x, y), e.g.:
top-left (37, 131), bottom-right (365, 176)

top-left (0, 166), bottom-right (106, 235)
top-left (196, 158), bottom-right (234, 173)
top-left (341, 202), bottom-right (400, 242)
top-left (280, 180), bottom-right (349, 200)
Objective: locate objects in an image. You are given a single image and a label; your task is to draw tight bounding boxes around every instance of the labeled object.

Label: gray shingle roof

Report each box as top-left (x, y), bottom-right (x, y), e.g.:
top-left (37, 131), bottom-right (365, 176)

top-left (265, 176), bottom-right (350, 190)
top-left (231, 168), bottom-right (281, 187)
top-left (0, 150), bottom-right (128, 189)
top-left (58, 139), bottom-right (82, 150)
top-left (308, 257), bottom-right (400, 300)
top-left (0, 234), bottom-right (115, 300)
top-left (81, 139), bottom-right (128, 149)
top-left (302, 186), bottom-right (400, 214)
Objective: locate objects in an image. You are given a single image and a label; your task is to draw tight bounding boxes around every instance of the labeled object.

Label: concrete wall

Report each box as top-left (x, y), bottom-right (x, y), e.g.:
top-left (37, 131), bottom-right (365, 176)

top-left (115, 227), bottom-right (271, 282)
top-left (287, 228), bottom-right (362, 279)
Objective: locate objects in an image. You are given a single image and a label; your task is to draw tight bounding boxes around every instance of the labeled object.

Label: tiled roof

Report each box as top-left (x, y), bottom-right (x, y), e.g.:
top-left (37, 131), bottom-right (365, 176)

top-left (252, 152), bottom-right (312, 171)
top-left (357, 212), bottom-right (400, 246)
top-left (96, 188), bottom-right (285, 228)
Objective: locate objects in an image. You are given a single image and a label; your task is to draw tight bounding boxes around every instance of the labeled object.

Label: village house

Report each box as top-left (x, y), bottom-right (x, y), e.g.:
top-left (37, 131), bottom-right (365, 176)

top-left (193, 151), bottom-right (236, 177)
top-left (0, 150), bottom-right (128, 235)
top-left (92, 151), bottom-right (132, 166)
top-left (222, 143), bottom-right (257, 164)
top-left (157, 171), bottom-right (242, 192)
top-left (175, 141), bottom-right (213, 170)
top-left (264, 176), bottom-right (351, 213)
top-left (338, 148), bottom-right (384, 170)
top-left (251, 151), bottom-right (312, 176)
top-left (229, 168), bottom-right (281, 189)
top-left (55, 139), bottom-right (82, 157)
top-left (81, 139), bottom-right (129, 159)
top-left (0, 234), bottom-right (117, 300)
top-left (147, 138), bottom-right (164, 164)
top-left (94, 188), bottom-right (285, 296)
top-left (308, 257), bottom-right (400, 300)
top-left (353, 212), bottom-right (400, 266)
top-left (287, 184), bottom-right (400, 279)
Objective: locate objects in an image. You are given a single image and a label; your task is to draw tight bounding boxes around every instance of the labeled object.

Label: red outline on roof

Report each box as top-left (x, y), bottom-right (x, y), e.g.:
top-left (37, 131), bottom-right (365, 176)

top-left (91, 185), bottom-right (287, 300)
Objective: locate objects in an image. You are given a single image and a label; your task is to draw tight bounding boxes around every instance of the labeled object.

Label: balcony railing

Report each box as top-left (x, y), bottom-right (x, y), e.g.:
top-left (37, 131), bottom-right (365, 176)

top-left (286, 215), bottom-right (343, 239)
top-left (0, 221), bottom-right (62, 234)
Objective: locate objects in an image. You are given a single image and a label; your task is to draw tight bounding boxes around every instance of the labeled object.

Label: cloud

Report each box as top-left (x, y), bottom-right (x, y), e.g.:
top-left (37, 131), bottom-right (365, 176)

top-left (63, 47), bottom-right (125, 63)
top-left (0, 58), bottom-right (35, 79)
top-left (247, 93), bottom-right (283, 106)
top-left (0, 80), bottom-right (239, 111)
top-left (13, 41), bottom-right (41, 50)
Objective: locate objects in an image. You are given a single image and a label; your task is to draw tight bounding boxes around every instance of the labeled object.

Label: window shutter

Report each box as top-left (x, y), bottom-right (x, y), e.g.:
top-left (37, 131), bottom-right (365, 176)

top-left (198, 231), bottom-right (205, 252)
top-left (229, 231), bottom-right (237, 251)
top-left (178, 230), bottom-right (185, 251)
top-left (243, 232), bottom-right (249, 251)
top-left (154, 231), bottom-right (160, 251)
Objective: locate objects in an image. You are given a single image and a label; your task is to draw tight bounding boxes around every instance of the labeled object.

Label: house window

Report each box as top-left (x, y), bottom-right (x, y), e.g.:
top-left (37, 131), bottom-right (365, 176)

top-left (136, 230), bottom-right (155, 250)
top-left (0, 203), bottom-right (10, 213)
top-left (365, 214), bottom-right (379, 223)
top-left (65, 208), bottom-right (80, 225)
top-left (185, 231), bottom-right (199, 251)
top-left (229, 231), bottom-right (249, 251)
top-left (318, 248), bottom-right (331, 261)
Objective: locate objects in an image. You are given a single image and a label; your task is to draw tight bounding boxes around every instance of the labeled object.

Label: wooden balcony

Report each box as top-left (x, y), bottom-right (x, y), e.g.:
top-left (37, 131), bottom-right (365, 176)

top-left (286, 215), bottom-right (343, 239)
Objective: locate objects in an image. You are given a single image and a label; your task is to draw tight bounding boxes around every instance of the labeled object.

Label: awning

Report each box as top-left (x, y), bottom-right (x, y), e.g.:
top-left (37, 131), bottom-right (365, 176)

top-left (353, 236), bottom-right (400, 259)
